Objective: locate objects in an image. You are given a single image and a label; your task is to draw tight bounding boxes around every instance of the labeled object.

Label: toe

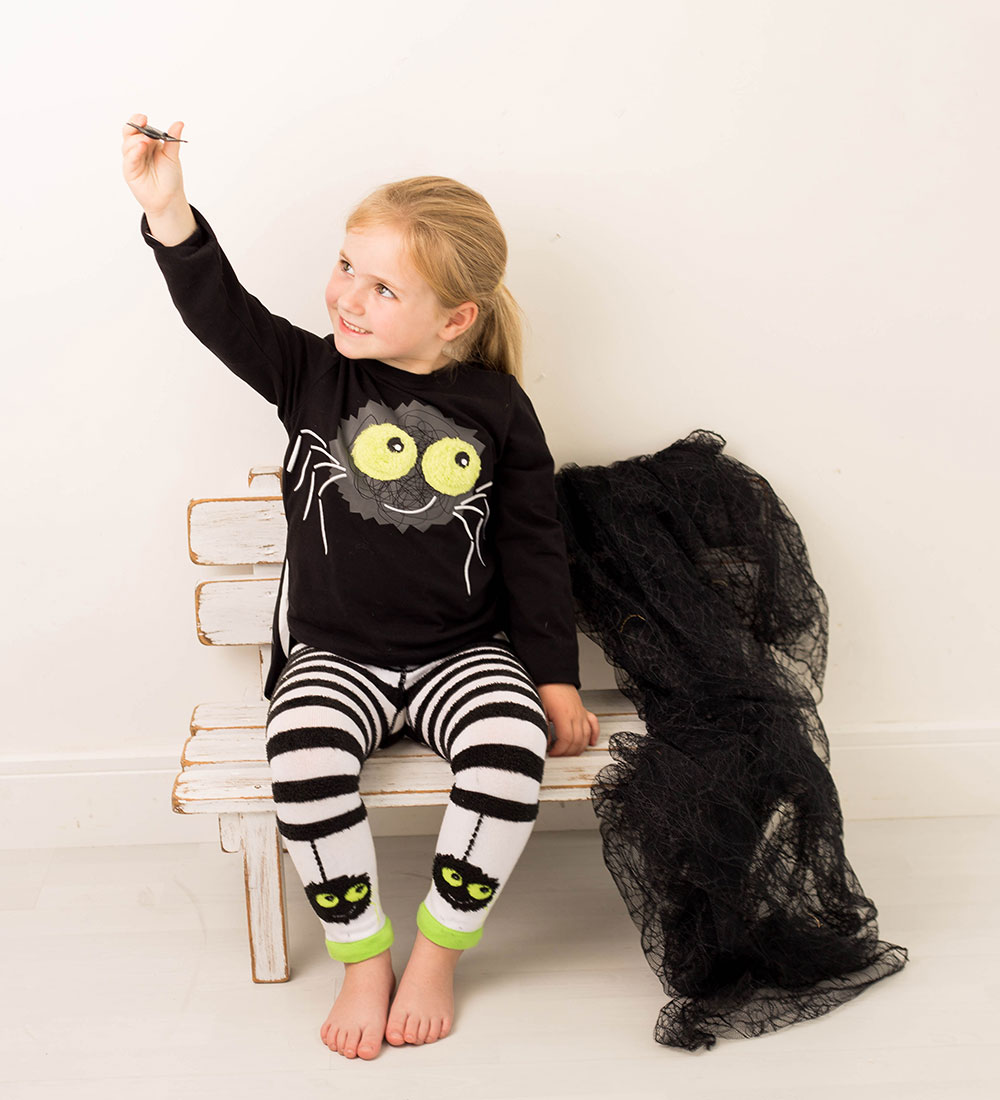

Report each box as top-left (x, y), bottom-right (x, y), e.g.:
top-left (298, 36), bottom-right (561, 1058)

top-left (403, 1014), bottom-right (419, 1044)
top-left (385, 1012), bottom-right (406, 1046)
top-left (426, 1017), bottom-right (442, 1042)
top-left (343, 1026), bottom-right (362, 1058)
top-left (358, 1023), bottom-right (381, 1060)
top-left (416, 1017), bottom-right (430, 1044)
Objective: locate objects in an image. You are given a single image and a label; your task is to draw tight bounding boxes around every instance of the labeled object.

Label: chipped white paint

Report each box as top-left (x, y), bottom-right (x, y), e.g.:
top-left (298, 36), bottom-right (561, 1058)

top-left (176, 468), bottom-right (647, 982)
top-left (195, 576), bottom-right (277, 645)
top-left (188, 497), bottom-right (286, 565)
top-left (239, 812), bottom-right (289, 982)
top-left (218, 813), bottom-right (241, 854)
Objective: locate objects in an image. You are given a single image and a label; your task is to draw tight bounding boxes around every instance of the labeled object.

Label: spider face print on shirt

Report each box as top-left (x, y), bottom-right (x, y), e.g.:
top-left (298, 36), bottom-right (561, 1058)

top-left (286, 398), bottom-right (492, 596)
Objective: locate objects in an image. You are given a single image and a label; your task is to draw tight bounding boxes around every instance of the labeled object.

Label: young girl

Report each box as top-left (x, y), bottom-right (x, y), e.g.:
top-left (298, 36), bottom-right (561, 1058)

top-left (122, 114), bottom-right (600, 1061)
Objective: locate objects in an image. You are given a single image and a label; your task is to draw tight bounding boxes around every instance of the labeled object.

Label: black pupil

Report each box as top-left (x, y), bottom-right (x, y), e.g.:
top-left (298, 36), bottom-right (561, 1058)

top-left (456, 452), bottom-right (469, 467)
top-left (388, 437), bottom-right (403, 452)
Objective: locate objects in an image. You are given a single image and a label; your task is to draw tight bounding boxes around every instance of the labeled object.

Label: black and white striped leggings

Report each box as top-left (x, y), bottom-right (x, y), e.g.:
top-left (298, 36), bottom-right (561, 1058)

top-left (264, 634), bottom-right (549, 963)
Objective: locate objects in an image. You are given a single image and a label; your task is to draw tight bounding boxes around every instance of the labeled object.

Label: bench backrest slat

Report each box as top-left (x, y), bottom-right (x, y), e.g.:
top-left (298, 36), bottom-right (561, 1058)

top-left (188, 497), bottom-right (286, 565)
top-left (196, 576), bottom-right (276, 645)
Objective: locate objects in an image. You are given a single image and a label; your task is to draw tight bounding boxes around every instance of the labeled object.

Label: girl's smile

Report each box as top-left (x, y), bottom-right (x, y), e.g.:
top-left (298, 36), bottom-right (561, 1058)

top-left (339, 316), bottom-right (372, 335)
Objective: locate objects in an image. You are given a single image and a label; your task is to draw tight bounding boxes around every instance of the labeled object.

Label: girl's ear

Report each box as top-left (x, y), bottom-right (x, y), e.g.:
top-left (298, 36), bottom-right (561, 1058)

top-left (440, 301), bottom-right (479, 343)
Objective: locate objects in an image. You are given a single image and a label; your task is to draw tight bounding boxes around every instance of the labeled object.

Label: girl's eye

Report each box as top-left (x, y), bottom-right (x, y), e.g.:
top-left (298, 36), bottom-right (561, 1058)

top-left (340, 259), bottom-right (353, 275)
top-left (375, 284), bottom-right (396, 300)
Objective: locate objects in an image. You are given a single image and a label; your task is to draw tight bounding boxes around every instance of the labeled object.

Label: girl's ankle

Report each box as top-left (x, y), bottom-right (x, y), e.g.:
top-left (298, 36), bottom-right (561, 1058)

top-left (344, 946), bottom-right (393, 971)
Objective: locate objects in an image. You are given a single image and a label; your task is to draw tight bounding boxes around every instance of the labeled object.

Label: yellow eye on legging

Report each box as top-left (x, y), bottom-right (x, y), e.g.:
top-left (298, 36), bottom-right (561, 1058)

top-left (316, 894), bottom-right (339, 908)
top-left (442, 867), bottom-right (463, 887)
top-left (344, 883), bottom-right (369, 902)
top-left (467, 883), bottom-right (493, 900)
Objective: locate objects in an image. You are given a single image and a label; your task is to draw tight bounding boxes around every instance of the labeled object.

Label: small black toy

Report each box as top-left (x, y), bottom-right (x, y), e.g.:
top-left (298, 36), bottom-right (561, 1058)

top-left (126, 121), bottom-right (187, 143)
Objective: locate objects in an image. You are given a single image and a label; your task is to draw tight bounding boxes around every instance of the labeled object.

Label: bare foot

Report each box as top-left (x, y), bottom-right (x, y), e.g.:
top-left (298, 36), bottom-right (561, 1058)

top-left (320, 948), bottom-right (396, 1059)
top-left (385, 930), bottom-right (462, 1046)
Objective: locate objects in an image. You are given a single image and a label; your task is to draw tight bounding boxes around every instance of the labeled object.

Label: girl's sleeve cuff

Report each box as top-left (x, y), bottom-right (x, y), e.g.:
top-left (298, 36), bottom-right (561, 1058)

top-left (140, 206), bottom-right (209, 250)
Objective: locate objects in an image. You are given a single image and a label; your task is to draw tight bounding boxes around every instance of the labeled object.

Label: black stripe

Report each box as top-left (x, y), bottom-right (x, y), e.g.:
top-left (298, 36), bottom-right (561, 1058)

top-left (449, 786), bottom-right (539, 823)
top-left (269, 674), bottom-right (392, 751)
top-left (425, 648), bottom-right (534, 693)
top-left (422, 653), bottom-right (536, 741)
top-left (271, 774), bottom-right (359, 803)
top-left (276, 670), bottom-right (393, 704)
top-left (282, 647), bottom-right (381, 680)
top-left (451, 743), bottom-right (545, 783)
top-left (265, 726), bottom-right (366, 764)
top-left (443, 700), bottom-right (549, 757)
top-left (275, 802), bottom-right (368, 842)
top-left (267, 690), bottom-right (380, 754)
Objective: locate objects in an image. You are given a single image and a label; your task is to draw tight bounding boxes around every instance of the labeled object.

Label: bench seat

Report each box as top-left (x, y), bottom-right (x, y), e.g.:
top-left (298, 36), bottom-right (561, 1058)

top-left (174, 689), bottom-right (641, 814)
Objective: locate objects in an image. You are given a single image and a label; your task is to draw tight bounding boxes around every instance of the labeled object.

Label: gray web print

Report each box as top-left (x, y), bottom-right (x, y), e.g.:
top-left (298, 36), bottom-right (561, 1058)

top-left (286, 399), bottom-right (493, 595)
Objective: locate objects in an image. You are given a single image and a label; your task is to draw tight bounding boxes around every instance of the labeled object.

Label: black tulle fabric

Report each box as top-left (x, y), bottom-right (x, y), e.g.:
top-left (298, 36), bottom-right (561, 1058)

top-left (553, 431), bottom-right (908, 1052)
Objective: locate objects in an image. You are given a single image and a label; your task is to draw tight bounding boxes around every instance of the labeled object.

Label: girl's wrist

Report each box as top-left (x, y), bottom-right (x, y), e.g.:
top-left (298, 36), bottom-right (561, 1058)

top-left (145, 199), bottom-right (197, 246)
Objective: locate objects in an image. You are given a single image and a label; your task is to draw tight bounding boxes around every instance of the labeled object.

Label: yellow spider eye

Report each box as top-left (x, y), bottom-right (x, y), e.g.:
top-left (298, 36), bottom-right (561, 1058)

top-left (344, 883), bottom-right (369, 903)
top-left (351, 423), bottom-right (418, 481)
top-left (421, 437), bottom-right (481, 496)
top-left (467, 883), bottom-right (493, 900)
top-left (316, 894), bottom-right (339, 909)
top-left (442, 867), bottom-right (463, 887)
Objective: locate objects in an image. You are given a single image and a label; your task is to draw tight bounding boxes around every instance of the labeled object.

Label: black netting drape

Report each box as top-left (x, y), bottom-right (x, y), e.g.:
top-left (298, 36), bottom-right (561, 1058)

top-left (553, 430), bottom-right (908, 1052)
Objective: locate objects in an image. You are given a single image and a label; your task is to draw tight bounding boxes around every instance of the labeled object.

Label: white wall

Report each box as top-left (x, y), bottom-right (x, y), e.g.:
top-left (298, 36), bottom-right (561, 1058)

top-left (2, 0), bottom-right (997, 843)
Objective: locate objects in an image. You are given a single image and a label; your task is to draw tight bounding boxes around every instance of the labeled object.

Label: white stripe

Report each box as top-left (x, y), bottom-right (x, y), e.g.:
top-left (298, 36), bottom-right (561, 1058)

top-left (424, 684), bottom-right (544, 755)
top-left (269, 788), bottom-right (364, 826)
top-left (452, 768), bottom-right (542, 805)
top-left (448, 723), bottom-right (548, 759)
top-left (266, 700), bottom-right (375, 747)
top-left (268, 744), bottom-right (365, 778)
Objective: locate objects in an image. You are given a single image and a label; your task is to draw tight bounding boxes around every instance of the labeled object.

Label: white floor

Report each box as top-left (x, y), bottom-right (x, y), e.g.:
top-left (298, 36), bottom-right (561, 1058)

top-left (2, 816), bottom-right (997, 1100)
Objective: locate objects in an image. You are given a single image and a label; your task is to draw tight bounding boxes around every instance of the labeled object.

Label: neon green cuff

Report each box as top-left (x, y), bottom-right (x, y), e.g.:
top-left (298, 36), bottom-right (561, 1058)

top-left (325, 917), bottom-right (394, 963)
top-left (417, 902), bottom-right (483, 950)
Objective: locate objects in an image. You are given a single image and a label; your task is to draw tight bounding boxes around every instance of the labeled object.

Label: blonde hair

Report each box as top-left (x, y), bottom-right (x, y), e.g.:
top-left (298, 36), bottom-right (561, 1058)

top-left (346, 176), bottom-right (523, 383)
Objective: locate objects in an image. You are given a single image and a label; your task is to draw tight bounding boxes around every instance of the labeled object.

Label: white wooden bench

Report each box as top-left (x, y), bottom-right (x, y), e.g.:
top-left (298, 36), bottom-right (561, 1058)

top-left (173, 465), bottom-right (643, 982)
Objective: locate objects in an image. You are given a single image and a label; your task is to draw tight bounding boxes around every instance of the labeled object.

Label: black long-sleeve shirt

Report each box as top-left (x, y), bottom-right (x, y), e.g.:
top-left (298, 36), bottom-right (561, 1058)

top-left (142, 205), bottom-right (580, 692)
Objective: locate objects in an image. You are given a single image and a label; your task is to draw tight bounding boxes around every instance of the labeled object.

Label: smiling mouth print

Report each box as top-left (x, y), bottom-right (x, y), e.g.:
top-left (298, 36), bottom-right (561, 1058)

top-left (286, 398), bottom-right (493, 595)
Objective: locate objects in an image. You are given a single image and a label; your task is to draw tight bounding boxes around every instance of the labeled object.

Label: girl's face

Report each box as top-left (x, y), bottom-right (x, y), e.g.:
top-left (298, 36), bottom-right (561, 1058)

top-left (325, 223), bottom-right (475, 375)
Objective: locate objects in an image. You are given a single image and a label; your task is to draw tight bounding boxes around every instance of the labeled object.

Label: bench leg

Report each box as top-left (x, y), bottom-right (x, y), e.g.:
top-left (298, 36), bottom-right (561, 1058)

top-left (219, 811), bottom-right (290, 983)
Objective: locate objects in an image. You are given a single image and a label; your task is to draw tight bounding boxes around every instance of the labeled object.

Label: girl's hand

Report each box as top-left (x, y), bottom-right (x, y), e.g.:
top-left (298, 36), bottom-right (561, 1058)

top-left (536, 684), bottom-right (600, 757)
top-left (121, 112), bottom-right (187, 217)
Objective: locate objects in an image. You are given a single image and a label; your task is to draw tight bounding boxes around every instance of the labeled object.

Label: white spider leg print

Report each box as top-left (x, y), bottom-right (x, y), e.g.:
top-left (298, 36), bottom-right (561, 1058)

top-left (286, 429), bottom-right (347, 555)
top-left (453, 480), bottom-right (492, 596)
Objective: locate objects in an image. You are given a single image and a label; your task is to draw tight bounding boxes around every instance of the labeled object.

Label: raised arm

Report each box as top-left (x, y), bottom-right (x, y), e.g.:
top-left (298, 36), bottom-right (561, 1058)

top-left (121, 113), bottom-right (335, 423)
